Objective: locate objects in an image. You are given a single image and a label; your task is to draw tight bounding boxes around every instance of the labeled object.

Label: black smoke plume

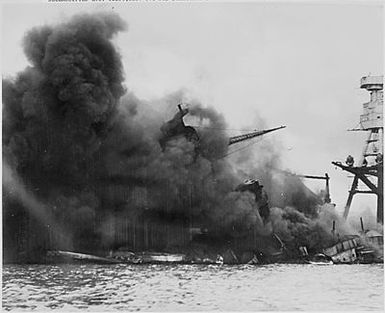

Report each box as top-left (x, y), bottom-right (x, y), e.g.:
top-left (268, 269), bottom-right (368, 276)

top-left (3, 12), bottom-right (346, 261)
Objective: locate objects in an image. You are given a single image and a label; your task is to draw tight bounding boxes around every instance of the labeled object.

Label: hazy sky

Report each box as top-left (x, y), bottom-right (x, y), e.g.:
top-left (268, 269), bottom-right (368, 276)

top-left (1, 0), bottom-right (383, 222)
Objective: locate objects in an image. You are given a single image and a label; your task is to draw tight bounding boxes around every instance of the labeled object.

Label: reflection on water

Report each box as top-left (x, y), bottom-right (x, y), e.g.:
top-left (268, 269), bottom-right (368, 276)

top-left (2, 264), bottom-right (384, 311)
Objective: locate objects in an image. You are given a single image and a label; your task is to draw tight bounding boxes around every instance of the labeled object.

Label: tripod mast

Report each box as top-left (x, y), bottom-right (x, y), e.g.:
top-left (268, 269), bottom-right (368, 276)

top-left (332, 75), bottom-right (383, 224)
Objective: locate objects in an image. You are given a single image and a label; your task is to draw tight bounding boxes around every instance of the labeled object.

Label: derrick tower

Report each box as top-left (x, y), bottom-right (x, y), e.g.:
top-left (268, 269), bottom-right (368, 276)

top-left (332, 75), bottom-right (383, 224)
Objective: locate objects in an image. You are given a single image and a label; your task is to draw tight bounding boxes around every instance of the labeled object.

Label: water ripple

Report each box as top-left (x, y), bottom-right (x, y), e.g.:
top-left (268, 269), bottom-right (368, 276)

top-left (2, 264), bottom-right (384, 311)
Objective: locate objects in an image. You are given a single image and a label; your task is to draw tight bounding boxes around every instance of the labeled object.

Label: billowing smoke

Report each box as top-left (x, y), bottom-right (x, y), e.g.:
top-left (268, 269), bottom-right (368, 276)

top-left (3, 13), bottom-right (126, 190)
top-left (3, 12), bottom-right (127, 255)
top-left (3, 12), bottom-right (346, 261)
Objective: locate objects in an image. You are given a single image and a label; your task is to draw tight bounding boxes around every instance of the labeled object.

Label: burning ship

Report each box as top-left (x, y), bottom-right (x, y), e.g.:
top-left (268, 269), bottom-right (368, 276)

top-left (3, 97), bottom-right (331, 265)
top-left (3, 13), bottom-right (336, 265)
top-left (3, 100), bottom-right (322, 264)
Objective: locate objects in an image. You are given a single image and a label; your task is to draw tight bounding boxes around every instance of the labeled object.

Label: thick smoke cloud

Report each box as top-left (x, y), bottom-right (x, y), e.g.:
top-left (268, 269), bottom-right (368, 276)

top-left (3, 13), bottom-right (126, 190)
top-left (3, 12), bottom-right (346, 259)
top-left (3, 12), bottom-right (128, 253)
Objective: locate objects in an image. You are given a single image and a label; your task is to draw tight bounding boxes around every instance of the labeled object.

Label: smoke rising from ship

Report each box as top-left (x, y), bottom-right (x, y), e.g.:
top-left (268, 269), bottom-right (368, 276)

top-left (3, 12), bottom-right (351, 257)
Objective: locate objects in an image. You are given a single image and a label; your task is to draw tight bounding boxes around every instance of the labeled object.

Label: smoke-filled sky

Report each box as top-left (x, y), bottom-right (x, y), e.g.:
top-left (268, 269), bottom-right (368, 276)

top-left (1, 0), bottom-right (383, 223)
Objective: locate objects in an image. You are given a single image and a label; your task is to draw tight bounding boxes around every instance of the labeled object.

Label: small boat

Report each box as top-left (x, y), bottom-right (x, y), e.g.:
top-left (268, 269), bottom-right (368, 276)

top-left (307, 253), bottom-right (333, 265)
top-left (109, 250), bottom-right (143, 264)
top-left (141, 252), bottom-right (186, 263)
top-left (109, 250), bottom-right (186, 264)
top-left (193, 254), bottom-right (224, 265)
top-left (47, 250), bottom-right (120, 264)
top-left (215, 254), bottom-right (224, 265)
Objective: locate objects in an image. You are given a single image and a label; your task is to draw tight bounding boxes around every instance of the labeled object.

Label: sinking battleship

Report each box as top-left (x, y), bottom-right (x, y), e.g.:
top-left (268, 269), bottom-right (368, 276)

top-left (46, 104), bottom-right (289, 265)
top-left (6, 103), bottom-right (340, 265)
top-left (45, 105), bottom-right (333, 265)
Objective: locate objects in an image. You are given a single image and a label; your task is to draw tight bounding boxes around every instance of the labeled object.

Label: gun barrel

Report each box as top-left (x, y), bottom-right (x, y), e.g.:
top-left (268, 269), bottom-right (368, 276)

top-left (228, 125), bottom-right (286, 146)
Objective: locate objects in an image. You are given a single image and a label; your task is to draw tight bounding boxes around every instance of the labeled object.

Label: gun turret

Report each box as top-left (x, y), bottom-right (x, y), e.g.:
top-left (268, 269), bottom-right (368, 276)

top-left (228, 125), bottom-right (286, 146)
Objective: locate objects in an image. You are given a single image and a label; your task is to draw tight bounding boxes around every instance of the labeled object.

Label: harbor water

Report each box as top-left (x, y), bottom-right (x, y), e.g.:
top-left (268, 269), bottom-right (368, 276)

top-left (2, 263), bottom-right (384, 311)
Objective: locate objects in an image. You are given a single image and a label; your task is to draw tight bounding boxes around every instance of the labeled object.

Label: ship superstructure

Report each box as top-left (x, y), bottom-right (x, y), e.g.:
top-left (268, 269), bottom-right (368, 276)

top-left (332, 75), bottom-right (383, 224)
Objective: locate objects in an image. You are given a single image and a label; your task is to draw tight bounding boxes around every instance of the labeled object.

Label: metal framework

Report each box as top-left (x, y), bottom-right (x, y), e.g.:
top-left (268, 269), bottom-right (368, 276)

top-left (333, 75), bottom-right (383, 224)
top-left (332, 162), bottom-right (383, 223)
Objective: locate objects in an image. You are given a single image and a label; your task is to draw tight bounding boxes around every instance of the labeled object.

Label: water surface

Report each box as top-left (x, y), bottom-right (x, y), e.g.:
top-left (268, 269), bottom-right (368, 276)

top-left (2, 263), bottom-right (383, 311)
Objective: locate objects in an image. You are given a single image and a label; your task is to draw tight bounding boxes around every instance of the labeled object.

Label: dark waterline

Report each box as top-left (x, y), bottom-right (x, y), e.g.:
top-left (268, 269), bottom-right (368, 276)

top-left (2, 263), bottom-right (384, 311)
